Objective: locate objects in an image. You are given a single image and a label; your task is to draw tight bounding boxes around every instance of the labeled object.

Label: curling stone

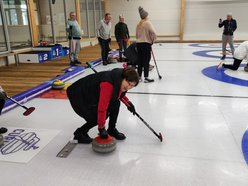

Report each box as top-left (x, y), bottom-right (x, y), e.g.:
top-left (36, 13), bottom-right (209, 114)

top-left (244, 65), bottom-right (248, 72)
top-left (0, 134), bottom-right (3, 147)
top-left (52, 79), bottom-right (65, 90)
top-left (92, 135), bottom-right (117, 153)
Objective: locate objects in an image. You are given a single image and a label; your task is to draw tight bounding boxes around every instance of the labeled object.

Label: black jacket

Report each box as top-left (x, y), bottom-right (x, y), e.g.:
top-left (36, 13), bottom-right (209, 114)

top-left (218, 19), bottom-right (237, 36)
top-left (67, 68), bottom-right (126, 116)
top-left (115, 22), bottom-right (130, 42)
top-left (123, 42), bottom-right (138, 65)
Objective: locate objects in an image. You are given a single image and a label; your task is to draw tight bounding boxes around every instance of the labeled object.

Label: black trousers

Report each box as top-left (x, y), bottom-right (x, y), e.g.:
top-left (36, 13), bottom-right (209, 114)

top-left (136, 43), bottom-right (152, 78)
top-left (0, 99), bottom-right (5, 114)
top-left (79, 100), bottom-right (120, 134)
top-left (98, 37), bottom-right (110, 63)
top-left (223, 58), bottom-right (243, 70)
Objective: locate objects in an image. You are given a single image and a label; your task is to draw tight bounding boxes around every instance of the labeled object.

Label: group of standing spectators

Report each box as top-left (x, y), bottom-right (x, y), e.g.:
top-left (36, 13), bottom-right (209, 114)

top-left (97, 6), bottom-right (157, 83)
top-left (66, 6), bottom-right (157, 83)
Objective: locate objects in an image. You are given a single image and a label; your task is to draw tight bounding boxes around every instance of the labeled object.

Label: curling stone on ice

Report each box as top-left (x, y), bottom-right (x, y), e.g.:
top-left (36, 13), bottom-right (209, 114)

top-left (92, 135), bottom-right (117, 153)
top-left (52, 79), bottom-right (65, 90)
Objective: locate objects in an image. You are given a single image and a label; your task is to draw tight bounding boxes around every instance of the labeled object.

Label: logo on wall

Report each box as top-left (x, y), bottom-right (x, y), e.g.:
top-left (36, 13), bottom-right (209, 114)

top-left (1, 129), bottom-right (40, 155)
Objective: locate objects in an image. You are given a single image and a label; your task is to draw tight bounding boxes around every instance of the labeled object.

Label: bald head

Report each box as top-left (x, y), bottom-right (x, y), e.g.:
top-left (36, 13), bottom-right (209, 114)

top-left (119, 15), bottom-right (125, 23)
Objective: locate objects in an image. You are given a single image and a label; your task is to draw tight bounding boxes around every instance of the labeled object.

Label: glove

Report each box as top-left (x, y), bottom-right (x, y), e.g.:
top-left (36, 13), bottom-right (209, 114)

top-left (126, 101), bottom-right (135, 115)
top-left (69, 25), bottom-right (73, 30)
top-left (98, 127), bottom-right (108, 139)
top-left (0, 127), bottom-right (7, 134)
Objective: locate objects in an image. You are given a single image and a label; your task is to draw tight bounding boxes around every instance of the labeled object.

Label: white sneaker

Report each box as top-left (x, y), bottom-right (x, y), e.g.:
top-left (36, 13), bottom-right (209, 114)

top-left (217, 61), bottom-right (224, 70)
top-left (144, 78), bottom-right (154, 83)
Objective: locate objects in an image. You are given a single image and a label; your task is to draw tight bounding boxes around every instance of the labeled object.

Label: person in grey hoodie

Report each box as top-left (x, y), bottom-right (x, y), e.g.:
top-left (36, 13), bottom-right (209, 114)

top-left (66, 12), bottom-right (82, 66)
top-left (97, 13), bottom-right (112, 66)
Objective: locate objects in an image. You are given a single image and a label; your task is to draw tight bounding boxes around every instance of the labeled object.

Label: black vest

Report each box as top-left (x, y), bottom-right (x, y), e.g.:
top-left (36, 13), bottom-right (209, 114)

top-left (67, 68), bottom-right (126, 111)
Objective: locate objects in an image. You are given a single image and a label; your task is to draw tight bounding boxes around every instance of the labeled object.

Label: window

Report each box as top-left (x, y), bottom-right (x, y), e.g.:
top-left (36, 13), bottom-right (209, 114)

top-left (3, 0), bottom-right (32, 49)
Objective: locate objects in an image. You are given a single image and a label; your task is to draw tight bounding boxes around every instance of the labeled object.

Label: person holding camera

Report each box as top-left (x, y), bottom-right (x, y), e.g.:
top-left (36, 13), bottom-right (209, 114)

top-left (66, 12), bottom-right (82, 66)
top-left (218, 13), bottom-right (237, 60)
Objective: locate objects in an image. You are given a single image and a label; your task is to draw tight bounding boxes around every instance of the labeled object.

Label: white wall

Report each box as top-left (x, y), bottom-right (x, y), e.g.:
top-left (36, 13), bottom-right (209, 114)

top-left (184, 0), bottom-right (248, 40)
top-left (108, 0), bottom-right (181, 37)
top-left (108, 0), bottom-right (248, 41)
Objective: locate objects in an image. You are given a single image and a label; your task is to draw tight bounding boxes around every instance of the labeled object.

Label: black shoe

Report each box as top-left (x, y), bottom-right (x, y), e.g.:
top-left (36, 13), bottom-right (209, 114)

top-left (103, 61), bottom-right (108, 66)
top-left (144, 77), bottom-right (154, 83)
top-left (73, 128), bottom-right (93, 144)
top-left (221, 55), bottom-right (226, 60)
top-left (70, 62), bottom-right (78, 66)
top-left (0, 127), bottom-right (7, 134)
top-left (98, 127), bottom-right (108, 139)
top-left (108, 128), bottom-right (126, 140)
top-left (74, 60), bottom-right (82, 64)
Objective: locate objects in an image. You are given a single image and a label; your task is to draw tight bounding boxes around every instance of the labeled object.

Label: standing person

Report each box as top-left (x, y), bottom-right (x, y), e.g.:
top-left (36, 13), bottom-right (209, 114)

top-left (136, 6), bottom-right (157, 83)
top-left (218, 13), bottom-right (237, 60)
top-left (66, 11), bottom-right (82, 66)
top-left (97, 13), bottom-right (112, 66)
top-left (67, 67), bottom-right (139, 144)
top-left (0, 86), bottom-right (7, 134)
top-left (115, 15), bottom-right (130, 62)
top-left (217, 41), bottom-right (248, 71)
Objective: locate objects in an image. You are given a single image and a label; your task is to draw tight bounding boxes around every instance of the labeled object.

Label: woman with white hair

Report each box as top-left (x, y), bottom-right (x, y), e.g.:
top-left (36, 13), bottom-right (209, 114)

top-left (218, 13), bottom-right (237, 60)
